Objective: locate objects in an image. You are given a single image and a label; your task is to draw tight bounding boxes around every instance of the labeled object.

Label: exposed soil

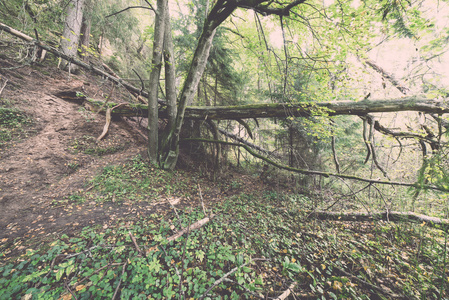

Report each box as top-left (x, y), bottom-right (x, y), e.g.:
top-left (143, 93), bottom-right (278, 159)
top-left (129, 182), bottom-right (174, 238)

top-left (0, 46), bottom-right (243, 248)
top-left (0, 53), bottom-right (149, 242)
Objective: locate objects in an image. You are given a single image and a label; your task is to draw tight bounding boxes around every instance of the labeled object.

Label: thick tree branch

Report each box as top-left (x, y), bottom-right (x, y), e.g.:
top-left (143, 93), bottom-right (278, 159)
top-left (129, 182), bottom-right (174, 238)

top-left (218, 128), bottom-right (282, 159)
top-left (182, 138), bottom-right (449, 192)
top-left (237, 0), bottom-right (307, 16)
top-left (75, 97), bottom-right (449, 121)
top-left (364, 59), bottom-right (411, 95)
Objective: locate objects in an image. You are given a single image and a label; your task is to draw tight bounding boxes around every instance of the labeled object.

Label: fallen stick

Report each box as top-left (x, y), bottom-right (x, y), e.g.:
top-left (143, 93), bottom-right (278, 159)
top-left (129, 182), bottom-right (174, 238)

top-left (308, 211), bottom-right (449, 232)
top-left (198, 258), bottom-right (267, 300)
top-left (166, 215), bottom-right (215, 242)
top-left (274, 282), bottom-right (296, 300)
top-left (97, 103), bottom-right (128, 142)
top-left (128, 231), bottom-right (143, 256)
top-left (0, 78), bottom-right (8, 97)
top-left (333, 265), bottom-right (405, 299)
top-left (111, 263), bottom-right (127, 300)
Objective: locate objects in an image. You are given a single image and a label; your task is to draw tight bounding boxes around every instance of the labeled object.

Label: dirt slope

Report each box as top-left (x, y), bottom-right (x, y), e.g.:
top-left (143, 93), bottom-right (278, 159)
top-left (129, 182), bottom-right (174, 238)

top-left (0, 52), bottom-right (151, 242)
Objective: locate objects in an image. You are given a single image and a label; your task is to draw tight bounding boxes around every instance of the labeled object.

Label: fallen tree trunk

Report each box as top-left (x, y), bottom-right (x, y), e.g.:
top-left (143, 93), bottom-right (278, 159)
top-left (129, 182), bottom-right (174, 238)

top-left (181, 97), bottom-right (449, 119)
top-left (0, 22), bottom-right (165, 105)
top-left (308, 211), bottom-right (449, 232)
top-left (76, 97), bottom-right (449, 120)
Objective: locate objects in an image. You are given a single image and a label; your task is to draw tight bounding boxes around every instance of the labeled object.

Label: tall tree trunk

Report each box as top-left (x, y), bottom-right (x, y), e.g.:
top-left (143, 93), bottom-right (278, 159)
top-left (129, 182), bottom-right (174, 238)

top-left (160, 0), bottom-right (237, 170)
top-left (148, 0), bottom-right (167, 164)
top-left (163, 3), bottom-right (177, 131)
top-left (59, 0), bottom-right (85, 71)
top-left (160, 26), bottom-right (217, 169)
top-left (79, 14), bottom-right (91, 61)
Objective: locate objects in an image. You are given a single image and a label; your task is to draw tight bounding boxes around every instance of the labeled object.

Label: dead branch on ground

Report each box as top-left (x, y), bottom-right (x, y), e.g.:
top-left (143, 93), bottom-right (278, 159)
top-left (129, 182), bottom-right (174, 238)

top-left (0, 78), bottom-right (8, 97)
top-left (166, 215), bottom-right (216, 242)
top-left (308, 211), bottom-right (449, 232)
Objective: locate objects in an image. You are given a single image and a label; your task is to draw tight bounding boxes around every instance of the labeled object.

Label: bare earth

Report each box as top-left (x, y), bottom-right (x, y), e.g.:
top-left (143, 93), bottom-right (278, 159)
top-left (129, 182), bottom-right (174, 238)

top-left (0, 52), bottom-right (166, 245)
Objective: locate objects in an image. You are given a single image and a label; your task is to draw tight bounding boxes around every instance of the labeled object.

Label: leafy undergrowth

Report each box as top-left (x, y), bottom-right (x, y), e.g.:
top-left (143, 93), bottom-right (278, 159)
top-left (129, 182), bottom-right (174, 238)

top-left (1, 156), bottom-right (448, 299)
top-left (0, 102), bottom-right (32, 148)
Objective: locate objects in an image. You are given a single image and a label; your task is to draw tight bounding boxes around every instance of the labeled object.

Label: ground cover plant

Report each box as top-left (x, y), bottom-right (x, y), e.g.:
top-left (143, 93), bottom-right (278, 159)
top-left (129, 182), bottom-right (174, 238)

top-left (1, 155), bottom-right (447, 299)
top-left (0, 103), bottom-right (31, 147)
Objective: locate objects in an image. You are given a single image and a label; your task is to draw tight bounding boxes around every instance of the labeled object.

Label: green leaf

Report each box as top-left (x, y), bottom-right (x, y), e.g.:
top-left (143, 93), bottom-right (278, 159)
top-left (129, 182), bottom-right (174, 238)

top-left (56, 268), bottom-right (64, 281)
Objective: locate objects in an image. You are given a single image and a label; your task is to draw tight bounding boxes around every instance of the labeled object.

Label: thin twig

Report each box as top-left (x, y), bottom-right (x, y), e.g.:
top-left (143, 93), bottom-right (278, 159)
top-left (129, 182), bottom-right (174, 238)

top-left (106, 6), bottom-right (154, 18)
top-left (222, 278), bottom-right (264, 299)
top-left (198, 258), bottom-right (267, 300)
top-left (128, 231), bottom-right (143, 256)
top-left (132, 69), bottom-right (144, 95)
top-left (161, 246), bottom-right (182, 292)
top-left (111, 263), bottom-right (127, 300)
top-left (198, 184), bottom-right (207, 215)
top-left (178, 220), bottom-right (191, 300)
top-left (332, 264), bottom-right (404, 298)
top-left (64, 280), bottom-right (78, 300)
top-left (274, 281), bottom-right (296, 300)
top-left (166, 197), bottom-right (181, 229)
top-left (0, 78), bottom-right (8, 97)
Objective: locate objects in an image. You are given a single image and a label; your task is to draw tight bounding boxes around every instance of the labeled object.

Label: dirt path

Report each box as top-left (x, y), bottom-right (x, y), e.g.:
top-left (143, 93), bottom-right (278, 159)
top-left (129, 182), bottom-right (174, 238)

top-left (0, 54), bottom-right (153, 242)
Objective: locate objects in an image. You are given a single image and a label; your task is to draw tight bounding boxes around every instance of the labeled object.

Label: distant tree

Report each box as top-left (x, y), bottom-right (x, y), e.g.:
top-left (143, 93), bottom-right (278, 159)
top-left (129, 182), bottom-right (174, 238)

top-left (59, 0), bottom-right (85, 71)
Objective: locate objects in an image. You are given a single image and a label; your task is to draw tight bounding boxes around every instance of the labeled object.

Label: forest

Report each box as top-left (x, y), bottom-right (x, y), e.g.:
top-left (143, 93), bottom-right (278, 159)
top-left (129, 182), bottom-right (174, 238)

top-left (1, 0), bottom-right (449, 298)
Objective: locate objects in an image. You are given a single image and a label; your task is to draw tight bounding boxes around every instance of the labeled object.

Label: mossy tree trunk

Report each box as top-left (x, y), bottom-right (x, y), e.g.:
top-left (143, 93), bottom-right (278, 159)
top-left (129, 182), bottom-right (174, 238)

top-left (59, 0), bottom-right (85, 71)
top-left (158, 0), bottom-right (310, 170)
top-left (158, 0), bottom-right (237, 170)
top-left (147, 0), bottom-right (168, 164)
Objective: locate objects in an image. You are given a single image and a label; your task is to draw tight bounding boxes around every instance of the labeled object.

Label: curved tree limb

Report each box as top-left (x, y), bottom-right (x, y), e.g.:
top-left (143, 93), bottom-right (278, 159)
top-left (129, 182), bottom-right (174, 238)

top-left (218, 128), bottom-right (282, 159)
top-left (235, 118), bottom-right (254, 139)
top-left (362, 117), bottom-right (371, 164)
top-left (182, 138), bottom-right (449, 192)
top-left (331, 134), bottom-right (341, 173)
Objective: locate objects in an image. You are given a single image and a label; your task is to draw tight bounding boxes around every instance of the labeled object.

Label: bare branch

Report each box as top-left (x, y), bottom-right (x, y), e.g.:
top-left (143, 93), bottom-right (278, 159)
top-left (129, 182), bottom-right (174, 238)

top-left (183, 138), bottom-right (449, 192)
top-left (106, 6), bottom-right (154, 18)
top-left (199, 258), bottom-right (267, 300)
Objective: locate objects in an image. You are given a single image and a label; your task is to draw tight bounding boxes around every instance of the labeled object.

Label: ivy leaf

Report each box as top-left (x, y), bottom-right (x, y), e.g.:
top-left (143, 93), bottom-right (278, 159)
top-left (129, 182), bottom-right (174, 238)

top-left (56, 268), bottom-right (64, 281)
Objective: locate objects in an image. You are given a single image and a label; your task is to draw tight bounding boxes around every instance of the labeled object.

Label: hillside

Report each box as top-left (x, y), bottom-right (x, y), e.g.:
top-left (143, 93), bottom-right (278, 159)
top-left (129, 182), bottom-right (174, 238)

top-left (1, 43), bottom-right (448, 299)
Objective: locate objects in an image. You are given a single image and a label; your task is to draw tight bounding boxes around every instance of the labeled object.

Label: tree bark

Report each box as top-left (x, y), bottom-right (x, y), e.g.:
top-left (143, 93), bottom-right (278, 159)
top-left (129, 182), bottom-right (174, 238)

top-left (181, 97), bottom-right (449, 119)
top-left (147, 0), bottom-right (167, 164)
top-left (163, 4), bottom-right (177, 131)
top-left (80, 97), bottom-right (449, 119)
top-left (79, 13), bottom-right (91, 61)
top-left (59, 0), bottom-right (85, 71)
top-left (159, 0), bottom-right (237, 170)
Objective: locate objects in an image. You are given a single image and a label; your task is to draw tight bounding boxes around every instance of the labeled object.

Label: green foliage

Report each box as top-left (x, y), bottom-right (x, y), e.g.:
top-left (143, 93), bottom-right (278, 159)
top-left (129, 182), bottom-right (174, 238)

top-left (1, 154), bottom-right (448, 298)
top-left (68, 135), bottom-right (125, 156)
top-left (0, 106), bottom-right (31, 146)
top-left (67, 155), bottom-right (192, 204)
top-left (0, 0), bottom-right (65, 38)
